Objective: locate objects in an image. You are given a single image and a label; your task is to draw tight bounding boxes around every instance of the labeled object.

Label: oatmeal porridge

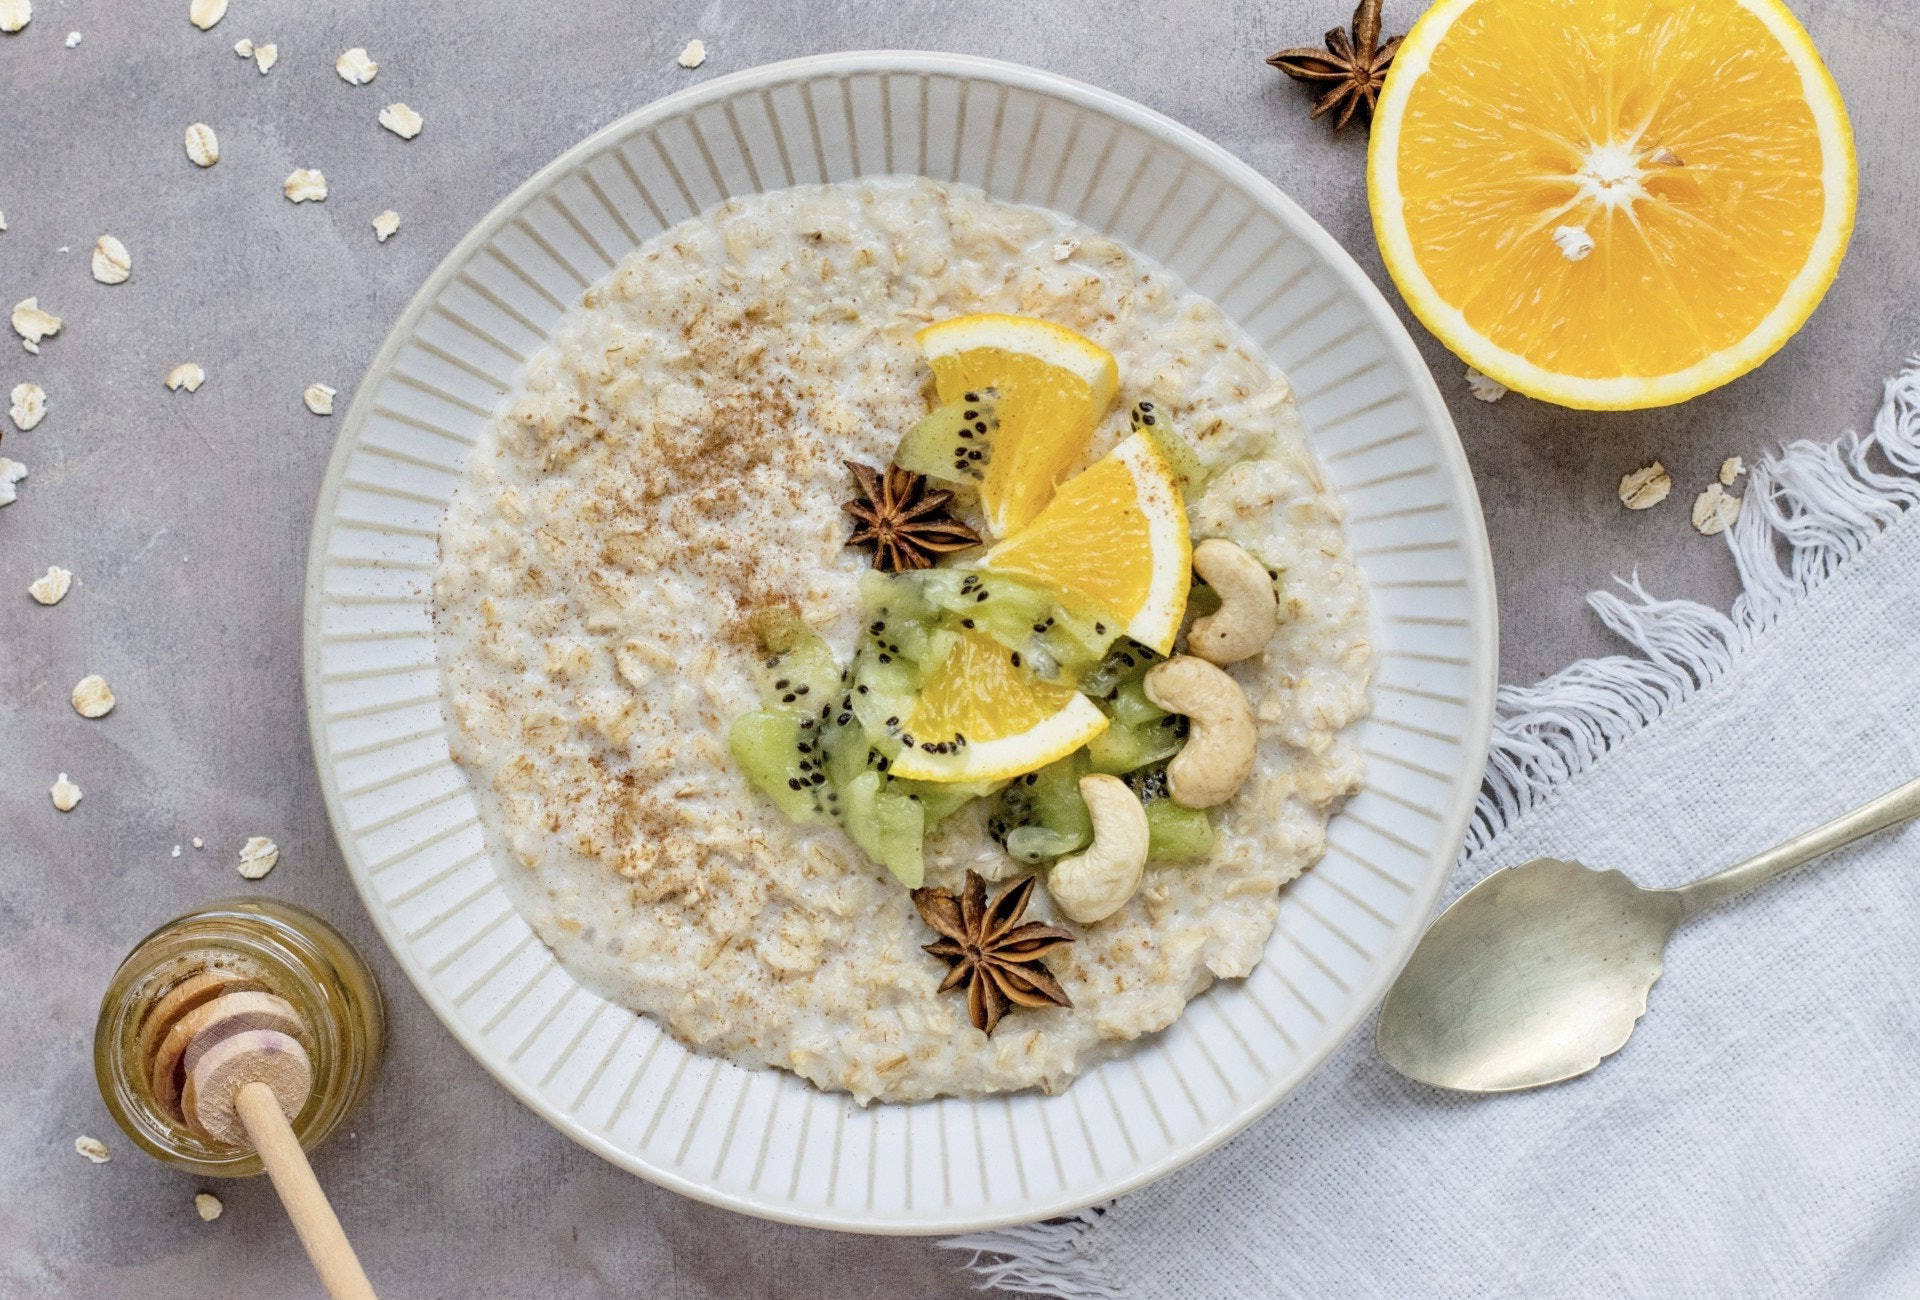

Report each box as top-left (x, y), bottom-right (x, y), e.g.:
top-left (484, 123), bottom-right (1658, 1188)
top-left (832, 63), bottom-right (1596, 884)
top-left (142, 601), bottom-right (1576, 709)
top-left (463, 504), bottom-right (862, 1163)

top-left (433, 177), bottom-right (1372, 1103)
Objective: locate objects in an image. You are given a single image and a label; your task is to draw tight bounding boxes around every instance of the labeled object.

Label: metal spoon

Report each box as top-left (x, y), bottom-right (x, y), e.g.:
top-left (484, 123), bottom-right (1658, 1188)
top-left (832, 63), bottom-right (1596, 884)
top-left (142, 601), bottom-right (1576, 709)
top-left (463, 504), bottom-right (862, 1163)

top-left (1377, 773), bottom-right (1920, 1092)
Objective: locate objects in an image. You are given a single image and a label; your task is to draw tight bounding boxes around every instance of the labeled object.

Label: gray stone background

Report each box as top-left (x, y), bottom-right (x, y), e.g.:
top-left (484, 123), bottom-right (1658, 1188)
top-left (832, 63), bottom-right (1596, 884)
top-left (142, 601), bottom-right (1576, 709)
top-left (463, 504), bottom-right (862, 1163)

top-left (2, 0), bottom-right (1913, 1295)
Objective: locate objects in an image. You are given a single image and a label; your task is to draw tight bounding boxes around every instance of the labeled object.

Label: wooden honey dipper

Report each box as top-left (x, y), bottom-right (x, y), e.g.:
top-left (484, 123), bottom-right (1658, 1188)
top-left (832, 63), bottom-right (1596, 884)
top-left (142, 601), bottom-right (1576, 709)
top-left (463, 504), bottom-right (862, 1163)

top-left (138, 974), bottom-right (376, 1299)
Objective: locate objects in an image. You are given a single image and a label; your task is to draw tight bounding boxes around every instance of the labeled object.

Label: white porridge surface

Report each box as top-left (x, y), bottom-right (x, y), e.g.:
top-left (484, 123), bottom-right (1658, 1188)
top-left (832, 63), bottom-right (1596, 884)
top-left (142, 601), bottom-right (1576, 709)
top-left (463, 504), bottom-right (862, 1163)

top-left (433, 177), bottom-right (1372, 1103)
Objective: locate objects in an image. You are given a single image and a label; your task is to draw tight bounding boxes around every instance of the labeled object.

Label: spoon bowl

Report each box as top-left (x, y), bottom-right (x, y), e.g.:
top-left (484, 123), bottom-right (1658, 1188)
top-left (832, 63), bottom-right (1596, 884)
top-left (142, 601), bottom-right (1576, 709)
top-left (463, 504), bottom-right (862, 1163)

top-left (1376, 860), bottom-right (1681, 1091)
top-left (1377, 774), bottom-right (1920, 1093)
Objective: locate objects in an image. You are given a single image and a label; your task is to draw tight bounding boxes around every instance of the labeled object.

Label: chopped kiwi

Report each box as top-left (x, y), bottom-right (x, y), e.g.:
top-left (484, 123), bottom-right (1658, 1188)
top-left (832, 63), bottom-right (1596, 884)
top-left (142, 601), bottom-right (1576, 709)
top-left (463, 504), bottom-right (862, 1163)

top-left (1086, 713), bottom-right (1185, 774)
top-left (1006, 826), bottom-right (1088, 862)
top-left (857, 569), bottom-right (939, 622)
top-left (988, 753), bottom-right (1093, 862)
top-left (1109, 679), bottom-right (1166, 727)
top-left (747, 616), bottom-right (842, 707)
top-left (1078, 638), bottom-right (1162, 700)
top-left (842, 771), bottom-right (927, 887)
top-left (849, 641), bottom-right (925, 759)
top-left (1124, 763), bottom-right (1172, 803)
top-left (896, 389), bottom-right (999, 486)
top-left (1144, 800), bottom-right (1214, 862)
top-left (1123, 762), bottom-right (1216, 861)
top-left (1129, 400), bottom-right (1208, 499)
top-left (1186, 582), bottom-right (1223, 621)
top-left (820, 689), bottom-right (874, 794)
top-left (845, 579), bottom-right (963, 757)
top-left (731, 613), bottom-right (855, 823)
top-left (894, 777), bottom-right (1004, 830)
top-left (731, 532), bottom-right (1202, 883)
top-left (727, 710), bottom-right (830, 824)
top-left (857, 571), bottom-right (954, 674)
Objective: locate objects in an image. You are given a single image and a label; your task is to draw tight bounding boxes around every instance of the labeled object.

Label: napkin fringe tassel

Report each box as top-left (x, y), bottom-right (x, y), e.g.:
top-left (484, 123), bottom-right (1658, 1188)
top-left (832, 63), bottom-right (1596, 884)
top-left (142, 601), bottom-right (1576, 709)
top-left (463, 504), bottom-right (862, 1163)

top-left (947, 357), bottom-right (1920, 1299)
top-left (1470, 357), bottom-right (1920, 855)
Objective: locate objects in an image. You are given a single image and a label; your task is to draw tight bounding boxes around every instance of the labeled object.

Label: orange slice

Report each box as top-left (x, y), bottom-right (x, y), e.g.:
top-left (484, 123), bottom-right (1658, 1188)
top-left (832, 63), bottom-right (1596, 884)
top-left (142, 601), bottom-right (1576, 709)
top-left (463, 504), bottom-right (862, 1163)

top-left (887, 628), bottom-right (1109, 783)
top-left (917, 314), bottom-right (1119, 535)
top-left (982, 433), bottom-right (1192, 655)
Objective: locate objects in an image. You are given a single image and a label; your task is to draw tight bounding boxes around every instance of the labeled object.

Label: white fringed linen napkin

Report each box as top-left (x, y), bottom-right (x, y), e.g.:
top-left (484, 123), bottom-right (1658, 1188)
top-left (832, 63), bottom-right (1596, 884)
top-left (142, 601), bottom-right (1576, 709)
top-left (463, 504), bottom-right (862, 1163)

top-left (951, 363), bottom-right (1920, 1298)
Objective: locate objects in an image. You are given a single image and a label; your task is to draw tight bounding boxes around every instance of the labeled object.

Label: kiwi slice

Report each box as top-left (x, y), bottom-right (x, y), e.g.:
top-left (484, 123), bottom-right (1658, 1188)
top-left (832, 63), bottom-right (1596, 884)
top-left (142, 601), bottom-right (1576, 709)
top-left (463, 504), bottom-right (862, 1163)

top-left (1086, 712), bottom-right (1185, 775)
top-left (1123, 762), bottom-right (1216, 862)
top-left (727, 709), bottom-right (831, 824)
top-left (988, 753), bottom-right (1094, 863)
top-left (1128, 400), bottom-right (1208, 500)
top-left (842, 771), bottom-right (927, 887)
top-left (1078, 638), bottom-right (1163, 700)
top-left (745, 611), bottom-right (842, 705)
top-left (896, 389), bottom-right (999, 486)
top-left (893, 776), bottom-right (1004, 830)
top-left (1143, 799), bottom-right (1214, 862)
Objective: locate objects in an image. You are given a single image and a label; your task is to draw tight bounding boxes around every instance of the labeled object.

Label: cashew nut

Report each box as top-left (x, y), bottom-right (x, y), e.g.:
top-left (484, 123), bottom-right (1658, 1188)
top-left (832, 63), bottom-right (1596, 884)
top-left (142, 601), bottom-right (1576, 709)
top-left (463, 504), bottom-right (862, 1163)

top-left (1046, 775), bottom-right (1149, 924)
top-left (1188, 538), bottom-right (1278, 665)
top-left (1143, 655), bottom-right (1256, 808)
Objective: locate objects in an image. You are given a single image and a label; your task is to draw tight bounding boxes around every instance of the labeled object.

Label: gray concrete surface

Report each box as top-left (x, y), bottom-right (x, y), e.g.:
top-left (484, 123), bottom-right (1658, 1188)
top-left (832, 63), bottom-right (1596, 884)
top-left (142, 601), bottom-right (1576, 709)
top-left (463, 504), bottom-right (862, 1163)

top-left (2, 0), bottom-right (1914, 1296)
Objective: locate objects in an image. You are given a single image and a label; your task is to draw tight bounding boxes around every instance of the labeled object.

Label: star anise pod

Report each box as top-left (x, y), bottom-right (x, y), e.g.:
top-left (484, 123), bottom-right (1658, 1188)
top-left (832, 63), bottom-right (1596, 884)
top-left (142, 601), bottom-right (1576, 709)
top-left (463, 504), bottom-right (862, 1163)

top-left (1266, 0), bottom-right (1404, 131)
top-left (842, 460), bottom-right (982, 573)
top-left (912, 870), bottom-right (1074, 1036)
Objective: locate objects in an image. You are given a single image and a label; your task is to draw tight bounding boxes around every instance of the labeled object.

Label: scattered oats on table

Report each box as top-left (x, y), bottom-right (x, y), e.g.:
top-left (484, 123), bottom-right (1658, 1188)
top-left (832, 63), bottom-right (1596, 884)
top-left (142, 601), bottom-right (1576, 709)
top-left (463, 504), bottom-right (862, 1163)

top-left (1719, 456), bottom-right (1746, 486)
top-left (74, 1136), bottom-right (110, 1164)
top-left (12, 297), bottom-right (62, 348)
top-left (29, 564), bottom-right (72, 605)
top-left (165, 362), bottom-right (206, 392)
top-left (232, 36), bottom-right (250, 57)
top-left (304, 383), bottom-right (336, 415)
top-left (171, 844), bottom-right (182, 857)
top-left (336, 47), bottom-right (377, 84)
top-left (0, 457), bottom-right (25, 506)
top-left (50, 773), bottom-right (82, 812)
top-left (65, 29), bottom-right (78, 47)
top-left (677, 38), bottom-right (707, 68)
top-left (91, 234), bottom-right (132, 285)
top-left (283, 168), bottom-right (328, 203)
top-left (194, 1192), bottom-right (223, 1222)
top-left (0, 208), bottom-right (7, 230)
top-left (0, 0), bottom-right (29, 35)
top-left (371, 209), bottom-right (400, 243)
top-left (251, 42), bottom-right (277, 75)
top-left (378, 102), bottom-right (422, 139)
top-left (185, 122), bottom-right (220, 167)
top-left (1464, 367), bottom-right (1508, 403)
top-left (188, 0), bottom-right (227, 31)
top-left (1618, 460), bottom-right (1671, 510)
top-left (237, 836), bottom-right (279, 880)
top-left (72, 673), bottom-right (115, 718)
top-left (1692, 481), bottom-right (1742, 535)
top-left (193, 836), bottom-right (204, 849)
top-left (9, 381), bottom-right (45, 431)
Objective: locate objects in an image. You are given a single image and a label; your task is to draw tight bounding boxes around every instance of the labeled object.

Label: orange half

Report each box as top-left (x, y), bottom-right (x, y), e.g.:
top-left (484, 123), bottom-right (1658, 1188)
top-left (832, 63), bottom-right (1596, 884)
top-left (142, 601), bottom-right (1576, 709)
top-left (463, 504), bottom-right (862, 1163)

top-left (1368, 0), bottom-right (1855, 409)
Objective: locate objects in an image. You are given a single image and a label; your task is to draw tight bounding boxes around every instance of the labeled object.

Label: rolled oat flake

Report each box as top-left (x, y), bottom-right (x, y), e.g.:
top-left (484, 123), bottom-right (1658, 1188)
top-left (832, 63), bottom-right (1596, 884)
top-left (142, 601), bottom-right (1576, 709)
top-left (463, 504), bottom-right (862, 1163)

top-left (92, 234), bottom-right (132, 284)
top-left (185, 122), bottom-right (220, 167)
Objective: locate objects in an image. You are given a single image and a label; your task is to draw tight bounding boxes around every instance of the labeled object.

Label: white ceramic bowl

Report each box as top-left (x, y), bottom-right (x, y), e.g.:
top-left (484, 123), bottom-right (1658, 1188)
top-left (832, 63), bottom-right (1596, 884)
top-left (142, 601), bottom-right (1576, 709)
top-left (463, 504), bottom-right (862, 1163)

top-left (304, 51), bottom-right (1496, 1233)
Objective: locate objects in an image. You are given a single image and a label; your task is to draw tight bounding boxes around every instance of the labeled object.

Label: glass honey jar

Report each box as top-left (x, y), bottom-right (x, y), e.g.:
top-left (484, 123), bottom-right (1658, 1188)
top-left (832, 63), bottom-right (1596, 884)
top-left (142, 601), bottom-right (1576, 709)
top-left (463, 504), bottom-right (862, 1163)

top-left (94, 898), bottom-right (386, 1178)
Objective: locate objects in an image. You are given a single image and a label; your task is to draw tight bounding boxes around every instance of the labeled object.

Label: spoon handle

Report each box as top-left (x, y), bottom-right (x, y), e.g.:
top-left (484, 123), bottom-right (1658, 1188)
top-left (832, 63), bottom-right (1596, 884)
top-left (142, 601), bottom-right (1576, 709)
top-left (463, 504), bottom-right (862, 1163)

top-left (1675, 773), bottom-right (1920, 917)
